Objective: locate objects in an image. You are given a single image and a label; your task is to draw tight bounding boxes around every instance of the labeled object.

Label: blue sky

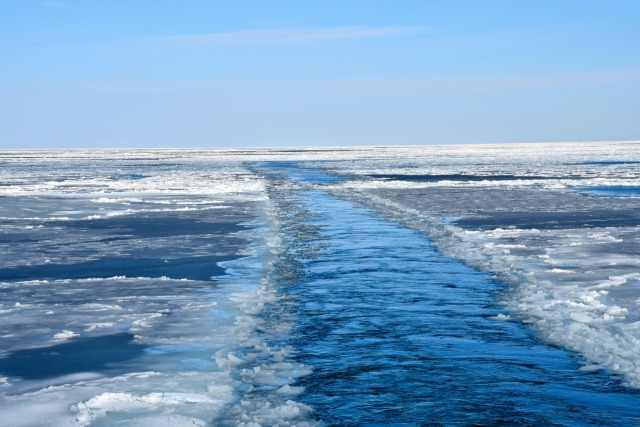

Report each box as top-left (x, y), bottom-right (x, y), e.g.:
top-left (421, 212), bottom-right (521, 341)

top-left (1, 1), bottom-right (639, 148)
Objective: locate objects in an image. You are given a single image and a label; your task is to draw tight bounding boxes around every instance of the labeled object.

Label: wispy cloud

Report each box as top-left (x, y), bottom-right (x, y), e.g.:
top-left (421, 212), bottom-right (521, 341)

top-left (156, 26), bottom-right (423, 45)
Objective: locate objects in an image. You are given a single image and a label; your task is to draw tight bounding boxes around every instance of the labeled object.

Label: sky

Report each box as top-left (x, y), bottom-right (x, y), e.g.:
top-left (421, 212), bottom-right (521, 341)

top-left (1, 1), bottom-right (639, 148)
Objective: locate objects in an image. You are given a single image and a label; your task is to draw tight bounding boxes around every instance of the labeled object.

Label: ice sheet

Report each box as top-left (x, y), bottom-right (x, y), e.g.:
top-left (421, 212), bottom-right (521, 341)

top-left (1, 142), bottom-right (639, 424)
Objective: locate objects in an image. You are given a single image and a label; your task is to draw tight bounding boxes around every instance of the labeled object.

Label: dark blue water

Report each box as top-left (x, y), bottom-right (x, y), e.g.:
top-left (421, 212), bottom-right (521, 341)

top-left (258, 161), bottom-right (345, 184)
top-left (574, 186), bottom-right (640, 197)
top-left (267, 165), bottom-right (640, 426)
top-left (576, 161), bottom-right (640, 166)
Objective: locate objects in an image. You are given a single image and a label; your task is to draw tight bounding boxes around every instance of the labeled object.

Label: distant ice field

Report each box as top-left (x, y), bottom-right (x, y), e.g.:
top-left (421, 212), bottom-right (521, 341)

top-left (0, 142), bottom-right (639, 425)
